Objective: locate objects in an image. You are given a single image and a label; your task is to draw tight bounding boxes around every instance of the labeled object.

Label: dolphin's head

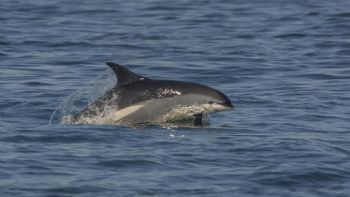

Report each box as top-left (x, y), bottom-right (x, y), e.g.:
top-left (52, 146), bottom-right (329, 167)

top-left (161, 81), bottom-right (234, 113)
top-left (193, 85), bottom-right (234, 113)
top-left (205, 88), bottom-right (234, 112)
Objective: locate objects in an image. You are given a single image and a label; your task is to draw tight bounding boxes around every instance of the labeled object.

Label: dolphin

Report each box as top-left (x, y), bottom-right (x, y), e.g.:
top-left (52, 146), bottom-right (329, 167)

top-left (66, 62), bottom-right (233, 126)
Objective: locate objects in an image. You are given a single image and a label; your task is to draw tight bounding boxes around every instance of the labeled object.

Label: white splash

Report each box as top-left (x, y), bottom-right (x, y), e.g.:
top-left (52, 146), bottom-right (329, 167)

top-left (161, 104), bottom-right (209, 125)
top-left (49, 69), bottom-right (116, 125)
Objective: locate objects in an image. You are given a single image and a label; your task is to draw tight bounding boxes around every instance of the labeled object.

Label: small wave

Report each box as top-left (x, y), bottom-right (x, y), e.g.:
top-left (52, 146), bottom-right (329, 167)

top-left (273, 33), bottom-right (307, 39)
top-left (1, 134), bottom-right (93, 143)
top-left (254, 168), bottom-right (348, 187)
top-left (330, 12), bottom-right (350, 18)
top-left (296, 73), bottom-right (349, 80)
top-left (96, 159), bottom-right (164, 169)
top-left (336, 49), bottom-right (350, 55)
top-left (22, 81), bottom-right (54, 87)
top-left (144, 5), bottom-right (191, 11)
top-left (0, 40), bottom-right (10, 45)
top-left (44, 186), bottom-right (103, 194)
top-left (13, 40), bottom-right (95, 47)
top-left (0, 99), bottom-right (22, 109)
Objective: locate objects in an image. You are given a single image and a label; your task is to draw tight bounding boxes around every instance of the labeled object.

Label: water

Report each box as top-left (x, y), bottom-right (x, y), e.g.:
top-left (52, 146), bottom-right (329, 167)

top-left (1, 0), bottom-right (350, 196)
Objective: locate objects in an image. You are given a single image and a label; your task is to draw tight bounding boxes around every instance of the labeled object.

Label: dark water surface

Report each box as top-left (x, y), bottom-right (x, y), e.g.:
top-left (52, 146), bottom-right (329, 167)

top-left (1, 0), bottom-right (350, 196)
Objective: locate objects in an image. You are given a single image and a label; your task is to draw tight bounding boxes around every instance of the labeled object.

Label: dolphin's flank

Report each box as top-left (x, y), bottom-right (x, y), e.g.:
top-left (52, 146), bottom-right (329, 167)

top-left (66, 62), bottom-right (234, 126)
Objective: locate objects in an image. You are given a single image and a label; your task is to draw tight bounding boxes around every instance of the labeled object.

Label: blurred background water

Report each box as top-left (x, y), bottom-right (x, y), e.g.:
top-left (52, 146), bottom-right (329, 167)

top-left (1, 0), bottom-right (350, 196)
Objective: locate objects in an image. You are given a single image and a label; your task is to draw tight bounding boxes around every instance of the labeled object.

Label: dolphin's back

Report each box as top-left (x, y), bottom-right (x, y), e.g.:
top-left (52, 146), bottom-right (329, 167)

top-left (115, 79), bottom-right (219, 110)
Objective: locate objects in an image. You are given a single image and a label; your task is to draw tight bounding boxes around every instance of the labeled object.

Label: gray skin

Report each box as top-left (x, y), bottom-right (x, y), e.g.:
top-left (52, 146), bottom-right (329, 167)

top-left (71, 62), bottom-right (233, 126)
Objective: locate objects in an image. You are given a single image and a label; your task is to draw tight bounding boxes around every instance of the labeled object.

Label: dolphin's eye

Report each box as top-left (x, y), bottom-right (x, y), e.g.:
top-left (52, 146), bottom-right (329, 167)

top-left (208, 100), bottom-right (214, 104)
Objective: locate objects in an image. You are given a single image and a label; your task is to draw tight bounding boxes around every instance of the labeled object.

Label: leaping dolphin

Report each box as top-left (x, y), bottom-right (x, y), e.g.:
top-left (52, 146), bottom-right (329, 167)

top-left (66, 62), bottom-right (233, 126)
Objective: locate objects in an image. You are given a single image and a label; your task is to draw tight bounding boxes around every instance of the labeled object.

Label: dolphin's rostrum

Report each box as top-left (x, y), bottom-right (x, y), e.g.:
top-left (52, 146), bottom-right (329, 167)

top-left (66, 62), bottom-right (233, 126)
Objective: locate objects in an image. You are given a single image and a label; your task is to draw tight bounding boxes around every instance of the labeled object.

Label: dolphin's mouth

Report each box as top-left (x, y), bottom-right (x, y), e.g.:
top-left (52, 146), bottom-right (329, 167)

top-left (220, 102), bottom-right (234, 109)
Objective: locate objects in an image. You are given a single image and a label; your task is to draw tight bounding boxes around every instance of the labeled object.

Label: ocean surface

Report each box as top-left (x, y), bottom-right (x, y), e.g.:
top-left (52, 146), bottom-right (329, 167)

top-left (1, 0), bottom-right (350, 196)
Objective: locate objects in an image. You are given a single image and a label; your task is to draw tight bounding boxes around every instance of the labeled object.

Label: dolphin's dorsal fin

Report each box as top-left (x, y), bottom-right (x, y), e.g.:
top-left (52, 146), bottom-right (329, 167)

top-left (106, 62), bottom-right (146, 86)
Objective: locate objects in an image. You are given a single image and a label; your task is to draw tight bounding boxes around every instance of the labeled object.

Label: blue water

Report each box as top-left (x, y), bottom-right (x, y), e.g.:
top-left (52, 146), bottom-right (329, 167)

top-left (1, 0), bottom-right (350, 196)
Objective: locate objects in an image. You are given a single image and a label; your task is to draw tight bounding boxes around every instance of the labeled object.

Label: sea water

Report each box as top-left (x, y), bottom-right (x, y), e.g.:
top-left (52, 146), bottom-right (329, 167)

top-left (1, 0), bottom-right (350, 196)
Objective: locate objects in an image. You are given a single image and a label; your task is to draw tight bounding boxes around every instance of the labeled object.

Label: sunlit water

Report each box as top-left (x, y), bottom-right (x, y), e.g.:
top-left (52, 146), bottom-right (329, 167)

top-left (1, 0), bottom-right (350, 196)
